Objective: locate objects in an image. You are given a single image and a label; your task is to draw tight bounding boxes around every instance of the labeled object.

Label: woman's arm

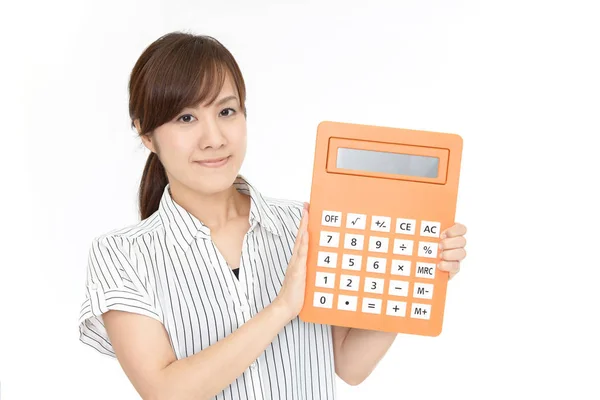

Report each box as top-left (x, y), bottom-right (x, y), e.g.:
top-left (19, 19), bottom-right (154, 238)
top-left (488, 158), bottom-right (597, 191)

top-left (332, 325), bottom-right (397, 386)
top-left (103, 298), bottom-right (293, 400)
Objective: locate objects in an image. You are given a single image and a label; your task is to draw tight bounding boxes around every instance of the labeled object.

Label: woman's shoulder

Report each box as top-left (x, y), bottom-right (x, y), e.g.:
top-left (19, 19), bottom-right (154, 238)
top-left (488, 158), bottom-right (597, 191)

top-left (90, 211), bottom-right (163, 247)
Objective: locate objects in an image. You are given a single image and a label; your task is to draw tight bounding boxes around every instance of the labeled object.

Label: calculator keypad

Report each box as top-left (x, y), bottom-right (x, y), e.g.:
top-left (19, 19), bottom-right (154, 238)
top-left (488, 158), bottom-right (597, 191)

top-left (313, 210), bottom-right (442, 321)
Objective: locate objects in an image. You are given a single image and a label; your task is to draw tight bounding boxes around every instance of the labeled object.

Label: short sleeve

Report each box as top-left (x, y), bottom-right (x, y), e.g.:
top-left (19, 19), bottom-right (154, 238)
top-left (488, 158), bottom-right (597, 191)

top-left (78, 234), bottom-right (162, 357)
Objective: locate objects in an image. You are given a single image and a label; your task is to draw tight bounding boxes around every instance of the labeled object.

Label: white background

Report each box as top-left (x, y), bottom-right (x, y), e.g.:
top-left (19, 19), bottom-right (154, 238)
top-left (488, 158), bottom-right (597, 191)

top-left (1, 0), bottom-right (599, 399)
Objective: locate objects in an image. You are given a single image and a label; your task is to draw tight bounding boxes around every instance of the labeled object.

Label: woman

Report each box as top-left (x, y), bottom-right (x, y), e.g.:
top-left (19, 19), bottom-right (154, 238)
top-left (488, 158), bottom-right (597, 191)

top-left (78, 31), bottom-right (468, 400)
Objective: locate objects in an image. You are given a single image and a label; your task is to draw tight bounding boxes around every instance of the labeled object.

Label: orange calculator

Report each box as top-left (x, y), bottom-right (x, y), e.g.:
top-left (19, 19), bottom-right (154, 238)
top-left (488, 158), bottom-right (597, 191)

top-left (299, 120), bottom-right (463, 336)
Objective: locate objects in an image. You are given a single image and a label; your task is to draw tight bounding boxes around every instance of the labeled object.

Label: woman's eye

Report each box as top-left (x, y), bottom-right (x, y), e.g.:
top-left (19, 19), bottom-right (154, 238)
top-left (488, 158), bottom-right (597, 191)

top-left (220, 107), bottom-right (236, 117)
top-left (178, 114), bottom-right (195, 123)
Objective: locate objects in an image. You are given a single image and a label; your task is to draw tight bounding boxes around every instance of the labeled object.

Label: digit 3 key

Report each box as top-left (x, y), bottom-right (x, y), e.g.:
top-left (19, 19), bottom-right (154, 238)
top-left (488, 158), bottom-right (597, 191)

top-left (299, 120), bottom-right (463, 337)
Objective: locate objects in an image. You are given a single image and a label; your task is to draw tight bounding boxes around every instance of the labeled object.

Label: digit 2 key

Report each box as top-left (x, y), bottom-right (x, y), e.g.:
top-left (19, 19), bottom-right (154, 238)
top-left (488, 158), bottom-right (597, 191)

top-left (299, 120), bottom-right (463, 336)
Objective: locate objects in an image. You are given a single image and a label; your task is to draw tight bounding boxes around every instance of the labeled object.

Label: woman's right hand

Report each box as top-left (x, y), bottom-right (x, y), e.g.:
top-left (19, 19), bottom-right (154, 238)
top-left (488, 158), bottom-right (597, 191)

top-left (275, 202), bottom-right (310, 320)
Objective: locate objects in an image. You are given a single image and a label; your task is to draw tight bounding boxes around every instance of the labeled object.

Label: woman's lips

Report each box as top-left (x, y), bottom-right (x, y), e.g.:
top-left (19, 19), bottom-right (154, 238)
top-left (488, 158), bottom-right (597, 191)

top-left (194, 156), bottom-right (230, 168)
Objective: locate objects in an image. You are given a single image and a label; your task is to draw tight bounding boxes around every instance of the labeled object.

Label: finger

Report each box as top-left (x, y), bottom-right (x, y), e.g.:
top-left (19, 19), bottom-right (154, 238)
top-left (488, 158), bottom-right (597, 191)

top-left (292, 208), bottom-right (307, 254)
top-left (298, 231), bottom-right (309, 259)
top-left (449, 265), bottom-right (461, 280)
top-left (440, 248), bottom-right (466, 262)
top-left (441, 223), bottom-right (467, 239)
top-left (439, 236), bottom-right (466, 251)
top-left (437, 260), bottom-right (460, 274)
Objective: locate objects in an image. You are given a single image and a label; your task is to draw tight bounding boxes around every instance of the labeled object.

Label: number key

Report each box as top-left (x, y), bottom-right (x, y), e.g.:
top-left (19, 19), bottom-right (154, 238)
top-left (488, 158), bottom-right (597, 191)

top-left (319, 231), bottom-right (340, 248)
top-left (343, 233), bottom-right (364, 250)
top-left (339, 274), bottom-right (360, 291)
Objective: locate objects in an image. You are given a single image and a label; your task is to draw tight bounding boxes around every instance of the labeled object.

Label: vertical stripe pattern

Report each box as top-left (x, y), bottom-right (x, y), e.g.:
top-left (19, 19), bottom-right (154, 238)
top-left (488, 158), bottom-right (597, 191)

top-left (78, 175), bottom-right (337, 400)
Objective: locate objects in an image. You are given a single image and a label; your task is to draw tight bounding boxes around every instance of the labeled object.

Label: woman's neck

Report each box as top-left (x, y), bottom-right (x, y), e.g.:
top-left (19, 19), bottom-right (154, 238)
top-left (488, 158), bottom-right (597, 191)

top-left (168, 181), bottom-right (250, 232)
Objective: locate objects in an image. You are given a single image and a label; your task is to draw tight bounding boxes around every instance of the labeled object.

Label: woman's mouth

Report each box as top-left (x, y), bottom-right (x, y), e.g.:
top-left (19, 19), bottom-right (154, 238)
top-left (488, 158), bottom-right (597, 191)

top-left (194, 156), bottom-right (230, 168)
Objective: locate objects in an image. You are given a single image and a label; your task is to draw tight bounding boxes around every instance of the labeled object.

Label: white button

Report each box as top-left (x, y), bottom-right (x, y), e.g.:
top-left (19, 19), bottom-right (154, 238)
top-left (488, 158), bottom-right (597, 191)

top-left (413, 282), bottom-right (434, 299)
top-left (362, 297), bottom-right (382, 314)
top-left (364, 277), bottom-right (384, 294)
top-left (370, 215), bottom-right (391, 232)
top-left (420, 220), bottom-right (441, 238)
top-left (391, 260), bottom-right (411, 276)
top-left (315, 271), bottom-right (336, 289)
top-left (346, 213), bottom-right (366, 230)
top-left (393, 239), bottom-right (414, 255)
top-left (418, 241), bottom-right (439, 258)
top-left (386, 300), bottom-right (407, 317)
top-left (337, 294), bottom-right (358, 311)
top-left (317, 251), bottom-right (337, 268)
top-left (341, 254), bottom-right (362, 271)
top-left (365, 256), bottom-right (386, 273)
top-left (250, 361), bottom-right (258, 369)
top-left (90, 283), bottom-right (98, 290)
top-left (388, 280), bottom-right (409, 297)
top-left (319, 231), bottom-right (340, 247)
top-left (368, 236), bottom-right (388, 253)
top-left (411, 303), bottom-right (432, 320)
top-left (313, 292), bottom-right (334, 308)
top-left (396, 218), bottom-right (416, 235)
top-left (339, 274), bottom-right (360, 291)
top-left (343, 233), bottom-right (364, 250)
top-left (415, 262), bottom-right (436, 279)
top-left (321, 210), bottom-right (342, 227)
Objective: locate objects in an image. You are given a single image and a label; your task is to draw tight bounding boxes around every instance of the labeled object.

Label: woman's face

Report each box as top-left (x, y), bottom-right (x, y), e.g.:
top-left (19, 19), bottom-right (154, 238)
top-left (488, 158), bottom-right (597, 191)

top-left (141, 73), bottom-right (247, 195)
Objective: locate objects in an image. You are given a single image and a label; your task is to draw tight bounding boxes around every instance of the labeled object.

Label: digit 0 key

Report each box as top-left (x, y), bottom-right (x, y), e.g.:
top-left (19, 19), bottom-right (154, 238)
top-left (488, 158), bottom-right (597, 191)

top-left (299, 120), bottom-right (463, 337)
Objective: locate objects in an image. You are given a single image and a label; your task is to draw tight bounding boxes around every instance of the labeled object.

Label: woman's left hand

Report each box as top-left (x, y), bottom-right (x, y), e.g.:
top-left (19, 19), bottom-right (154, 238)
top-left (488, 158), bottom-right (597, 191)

top-left (438, 222), bottom-right (467, 280)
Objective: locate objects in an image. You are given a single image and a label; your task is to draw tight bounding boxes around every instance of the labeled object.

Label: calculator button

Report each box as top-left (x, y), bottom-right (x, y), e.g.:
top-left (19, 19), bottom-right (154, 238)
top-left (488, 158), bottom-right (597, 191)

top-left (370, 216), bottom-right (391, 232)
top-left (386, 300), bottom-right (407, 317)
top-left (368, 236), bottom-right (389, 253)
top-left (314, 292), bottom-right (334, 308)
top-left (413, 282), bottom-right (434, 299)
top-left (396, 218), bottom-right (416, 235)
top-left (388, 280), bottom-right (409, 297)
top-left (346, 213), bottom-right (367, 230)
top-left (341, 254), bottom-right (362, 271)
top-left (366, 257), bottom-right (386, 273)
top-left (415, 262), bottom-right (436, 279)
top-left (317, 251), bottom-right (337, 268)
top-left (321, 210), bottom-right (342, 227)
top-left (343, 233), bottom-right (364, 250)
top-left (391, 260), bottom-right (411, 276)
top-left (337, 294), bottom-right (358, 311)
top-left (364, 277), bottom-right (385, 294)
top-left (410, 303), bottom-right (431, 320)
top-left (315, 271), bottom-right (336, 289)
top-left (319, 231), bottom-right (340, 247)
top-left (362, 298), bottom-right (382, 314)
top-left (420, 220), bottom-right (441, 238)
top-left (418, 241), bottom-right (438, 258)
top-left (339, 274), bottom-right (360, 291)
top-left (393, 239), bottom-right (414, 255)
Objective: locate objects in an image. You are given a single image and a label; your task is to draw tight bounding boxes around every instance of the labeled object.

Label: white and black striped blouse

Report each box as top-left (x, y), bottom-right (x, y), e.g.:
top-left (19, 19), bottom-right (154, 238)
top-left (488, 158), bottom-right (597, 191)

top-left (78, 175), bottom-right (337, 400)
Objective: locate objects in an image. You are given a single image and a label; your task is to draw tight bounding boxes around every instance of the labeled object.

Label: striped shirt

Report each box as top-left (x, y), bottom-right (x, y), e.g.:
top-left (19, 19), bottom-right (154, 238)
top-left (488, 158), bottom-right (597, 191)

top-left (78, 175), bottom-right (337, 400)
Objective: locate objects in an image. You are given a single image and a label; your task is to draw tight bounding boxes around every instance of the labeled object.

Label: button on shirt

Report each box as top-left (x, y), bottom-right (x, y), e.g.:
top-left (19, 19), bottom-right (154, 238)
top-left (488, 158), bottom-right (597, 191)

top-left (78, 175), bottom-right (337, 400)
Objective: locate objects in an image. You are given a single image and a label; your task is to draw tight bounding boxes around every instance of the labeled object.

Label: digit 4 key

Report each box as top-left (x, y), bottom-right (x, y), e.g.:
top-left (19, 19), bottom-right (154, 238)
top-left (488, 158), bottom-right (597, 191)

top-left (299, 120), bottom-right (463, 337)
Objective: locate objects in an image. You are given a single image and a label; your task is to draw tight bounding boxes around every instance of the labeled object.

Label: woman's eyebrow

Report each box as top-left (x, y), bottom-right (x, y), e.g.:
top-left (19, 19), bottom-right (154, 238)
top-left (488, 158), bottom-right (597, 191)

top-left (215, 95), bottom-right (238, 105)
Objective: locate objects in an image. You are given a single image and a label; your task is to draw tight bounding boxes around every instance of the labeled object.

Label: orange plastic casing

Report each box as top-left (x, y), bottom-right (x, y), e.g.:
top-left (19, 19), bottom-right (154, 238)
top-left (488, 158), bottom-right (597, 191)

top-left (298, 120), bottom-right (463, 337)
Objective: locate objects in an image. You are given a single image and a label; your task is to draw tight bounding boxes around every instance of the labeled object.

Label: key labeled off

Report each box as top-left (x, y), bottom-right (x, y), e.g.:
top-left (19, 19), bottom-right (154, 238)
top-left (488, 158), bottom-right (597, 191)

top-left (321, 210), bottom-right (342, 227)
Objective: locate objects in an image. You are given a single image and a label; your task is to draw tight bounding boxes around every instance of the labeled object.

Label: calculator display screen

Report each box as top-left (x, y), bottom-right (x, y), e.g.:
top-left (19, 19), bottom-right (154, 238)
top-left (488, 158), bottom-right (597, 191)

top-left (336, 147), bottom-right (439, 178)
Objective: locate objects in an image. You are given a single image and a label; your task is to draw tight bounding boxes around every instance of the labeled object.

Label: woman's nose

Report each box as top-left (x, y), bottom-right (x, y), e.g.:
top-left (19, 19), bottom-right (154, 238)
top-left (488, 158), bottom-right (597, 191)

top-left (198, 119), bottom-right (226, 149)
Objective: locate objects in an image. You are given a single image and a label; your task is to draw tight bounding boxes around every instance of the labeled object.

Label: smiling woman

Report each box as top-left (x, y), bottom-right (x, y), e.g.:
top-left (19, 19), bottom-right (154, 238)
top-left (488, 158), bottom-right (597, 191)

top-left (77, 32), bottom-right (342, 400)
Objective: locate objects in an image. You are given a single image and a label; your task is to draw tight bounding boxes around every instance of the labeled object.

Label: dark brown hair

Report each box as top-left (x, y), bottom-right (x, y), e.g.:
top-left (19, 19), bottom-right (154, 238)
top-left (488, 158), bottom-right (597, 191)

top-left (128, 31), bottom-right (247, 220)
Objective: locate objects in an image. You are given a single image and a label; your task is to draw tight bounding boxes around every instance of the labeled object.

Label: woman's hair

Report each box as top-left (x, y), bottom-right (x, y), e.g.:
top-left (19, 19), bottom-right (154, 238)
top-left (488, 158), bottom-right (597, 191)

top-left (128, 31), bottom-right (247, 220)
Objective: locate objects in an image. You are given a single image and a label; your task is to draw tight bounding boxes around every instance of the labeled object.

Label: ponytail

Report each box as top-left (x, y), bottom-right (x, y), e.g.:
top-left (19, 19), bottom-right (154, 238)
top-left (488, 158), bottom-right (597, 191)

top-left (139, 151), bottom-right (168, 220)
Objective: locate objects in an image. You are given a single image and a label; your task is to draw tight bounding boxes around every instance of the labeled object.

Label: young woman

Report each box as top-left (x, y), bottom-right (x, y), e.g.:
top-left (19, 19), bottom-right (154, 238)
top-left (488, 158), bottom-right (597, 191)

top-left (78, 31), bottom-right (468, 400)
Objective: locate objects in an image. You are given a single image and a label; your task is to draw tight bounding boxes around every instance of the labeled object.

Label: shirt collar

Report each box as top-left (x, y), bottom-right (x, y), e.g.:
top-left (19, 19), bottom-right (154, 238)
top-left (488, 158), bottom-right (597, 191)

top-left (158, 174), bottom-right (284, 252)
